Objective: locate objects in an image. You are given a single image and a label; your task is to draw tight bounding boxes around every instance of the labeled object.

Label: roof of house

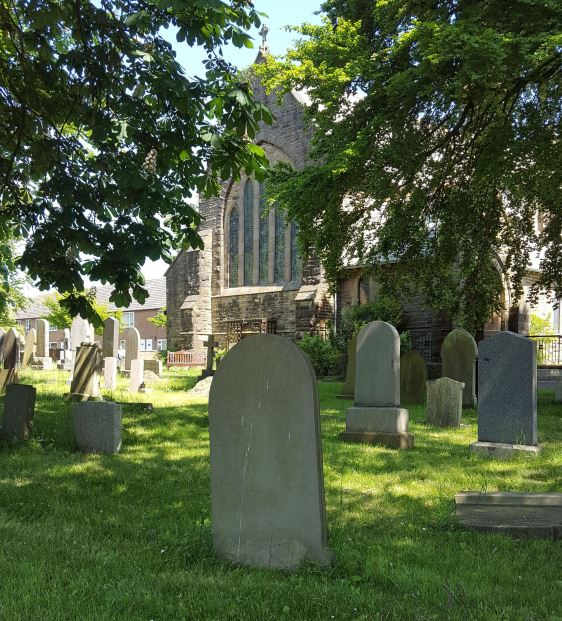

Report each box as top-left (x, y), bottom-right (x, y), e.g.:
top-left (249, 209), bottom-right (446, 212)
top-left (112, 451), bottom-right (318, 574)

top-left (15, 277), bottom-right (167, 320)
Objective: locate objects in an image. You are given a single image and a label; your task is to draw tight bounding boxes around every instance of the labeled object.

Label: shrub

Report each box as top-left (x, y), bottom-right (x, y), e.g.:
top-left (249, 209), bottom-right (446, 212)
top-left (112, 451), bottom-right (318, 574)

top-left (297, 334), bottom-right (344, 379)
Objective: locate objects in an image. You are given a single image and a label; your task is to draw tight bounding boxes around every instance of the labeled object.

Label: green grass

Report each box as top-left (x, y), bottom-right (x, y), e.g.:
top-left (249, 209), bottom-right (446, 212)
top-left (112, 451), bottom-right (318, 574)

top-left (0, 369), bottom-right (561, 621)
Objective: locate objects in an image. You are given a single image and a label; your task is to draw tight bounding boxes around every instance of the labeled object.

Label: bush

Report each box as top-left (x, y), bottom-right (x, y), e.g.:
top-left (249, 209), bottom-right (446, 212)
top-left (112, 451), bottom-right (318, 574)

top-left (297, 334), bottom-right (344, 379)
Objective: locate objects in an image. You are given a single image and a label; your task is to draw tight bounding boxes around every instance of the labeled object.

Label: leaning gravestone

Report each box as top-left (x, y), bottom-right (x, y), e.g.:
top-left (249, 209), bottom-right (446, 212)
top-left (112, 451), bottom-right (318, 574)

top-left (33, 319), bottom-right (52, 369)
top-left (69, 343), bottom-right (102, 400)
top-left (22, 328), bottom-right (36, 368)
top-left (124, 327), bottom-right (141, 371)
top-left (340, 321), bottom-right (414, 449)
top-left (400, 350), bottom-right (427, 404)
top-left (1, 384), bottom-right (36, 442)
top-left (209, 334), bottom-right (333, 570)
top-left (470, 331), bottom-right (539, 457)
top-left (338, 333), bottom-right (357, 399)
top-left (3, 328), bottom-right (20, 369)
top-left (426, 377), bottom-right (464, 427)
top-left (103, 317), bottom-right (119, 358)
top-left (441, 328), bottom-right (478, 408)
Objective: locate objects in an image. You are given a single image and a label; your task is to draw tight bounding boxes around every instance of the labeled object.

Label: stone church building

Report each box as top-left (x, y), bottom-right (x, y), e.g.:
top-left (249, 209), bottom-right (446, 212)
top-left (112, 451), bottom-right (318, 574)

top-left (166, 41), bottom-right (557, 366)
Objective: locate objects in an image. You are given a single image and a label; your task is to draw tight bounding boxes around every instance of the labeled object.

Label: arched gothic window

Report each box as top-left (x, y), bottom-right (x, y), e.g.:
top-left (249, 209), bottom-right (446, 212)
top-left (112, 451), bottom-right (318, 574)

top-left (274, 209), bottom-right (286, 283)
top-left (243, 181), bottom-right (254, 286)
top-left (290, 221), bottom-right (301, 282)
top-left (258, 183), bottom-right (269, 284)
top-left (229, 208), bottom-right (239, 287)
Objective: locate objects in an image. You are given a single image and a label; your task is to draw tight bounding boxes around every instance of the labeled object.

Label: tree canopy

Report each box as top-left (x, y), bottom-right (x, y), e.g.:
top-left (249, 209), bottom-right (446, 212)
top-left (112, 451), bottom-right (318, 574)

top-left (257, 0), bottom-right (562, 330)
top-left (0, 234), bottom-right (28, 326)
top-left (1, 0), bottom-right (271, 324)
top-left (43, 290), bottom-right (122, 334)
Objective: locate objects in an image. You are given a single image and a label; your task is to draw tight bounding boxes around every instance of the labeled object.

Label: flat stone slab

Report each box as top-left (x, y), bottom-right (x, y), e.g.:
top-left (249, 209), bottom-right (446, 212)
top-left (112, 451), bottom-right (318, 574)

top-left (469, 441), bottom-right (541, 459)
top-left (340, 430), bottom-right (414, 450)
top-left (455, 492), bottom-right (562, 539)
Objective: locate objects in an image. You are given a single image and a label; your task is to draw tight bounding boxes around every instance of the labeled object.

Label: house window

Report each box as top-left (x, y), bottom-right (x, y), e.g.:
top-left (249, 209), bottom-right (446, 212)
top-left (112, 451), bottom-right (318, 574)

top-left (258, 183), bottom-right (269, 284)
top-left (274, 208), bottom-right (286, 283)
top-left (290, 221), bottom-right (301, 282)
top-left (157, 339), bottom-right (167, 351)
top-left (49, 324), bottom-right (58, 331)
top-left (229, 208), bottom-right (239, 287)
top-left (122, 311), bottom-right (134, 327)
top-left (49, 342), bottom-right (57, 350)
top-left (243, 180), bottom-right (254, 286)
top-left (145, 338), bottom-right (153, 351)
top-left (25, 320), bottom-right (31, 332)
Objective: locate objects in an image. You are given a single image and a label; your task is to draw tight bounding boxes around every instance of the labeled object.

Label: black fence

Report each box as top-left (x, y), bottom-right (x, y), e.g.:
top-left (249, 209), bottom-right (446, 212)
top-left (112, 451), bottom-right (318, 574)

top-left (528, 335), bottom-right (562, 365)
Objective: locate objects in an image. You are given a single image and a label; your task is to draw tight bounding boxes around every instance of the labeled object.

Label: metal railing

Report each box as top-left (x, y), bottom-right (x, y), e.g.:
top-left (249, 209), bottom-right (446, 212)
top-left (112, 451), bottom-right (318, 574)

top-left (528, 334), bottom-right (562, 365)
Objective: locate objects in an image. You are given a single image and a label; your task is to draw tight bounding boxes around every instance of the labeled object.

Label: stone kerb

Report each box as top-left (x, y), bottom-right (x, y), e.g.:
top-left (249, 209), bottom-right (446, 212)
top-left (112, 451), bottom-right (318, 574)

top-left (400, 350), bottom-right (427, 404)
top-left (340, 321), bottom-right (414, 449)
top-left (441, 328), bottom-right (478, 408)
top-left (426, 377), bottom-right (464, 427)
top-left (208, 334), bottom-right (333, 570)
top-left (74, 401), bottom-right (122, 454)
top-left (470, 331), bottom-right (539, 458)
top-left (124, 327), bottom-right (141, 371)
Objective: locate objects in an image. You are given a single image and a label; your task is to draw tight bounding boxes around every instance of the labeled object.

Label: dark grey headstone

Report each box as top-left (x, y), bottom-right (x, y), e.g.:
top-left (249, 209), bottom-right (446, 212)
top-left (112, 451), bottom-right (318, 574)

top-left (478, 331), bottom-right (537, 445)
top-left (1, 384), bottom-right (36, 442)
top-left (74, 401), bottom-right (122, 454)
top-left (209, 334), bottom-right (332, 570)
top-left (3, 328), bottom-right (20, 369)
top-left (400, 351), bottom-right (427, 404)
top-left (103, 317), bottom-right (119, 358)
top-left (441, 328), bottom-right (477, 408)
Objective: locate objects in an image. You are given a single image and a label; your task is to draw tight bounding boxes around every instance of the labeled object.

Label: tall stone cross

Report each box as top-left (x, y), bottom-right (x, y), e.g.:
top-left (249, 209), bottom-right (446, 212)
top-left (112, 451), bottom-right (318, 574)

top-left (258, 23), bottom-right (269, 55)
top-left (203, 334), bottom-right (218, 378)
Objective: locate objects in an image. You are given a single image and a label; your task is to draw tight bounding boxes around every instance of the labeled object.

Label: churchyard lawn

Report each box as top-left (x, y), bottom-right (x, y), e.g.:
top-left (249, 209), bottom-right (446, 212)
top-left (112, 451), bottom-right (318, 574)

top-left (0, 369), bottom-right (560, 620)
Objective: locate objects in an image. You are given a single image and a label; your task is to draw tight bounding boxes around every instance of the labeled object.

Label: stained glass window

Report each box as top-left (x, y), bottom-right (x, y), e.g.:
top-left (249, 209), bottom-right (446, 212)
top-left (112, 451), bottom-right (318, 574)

top-left (258, 183), bottom-right (269, 284)
top-left (290, 221), bottom-right (301, 282)
top-left (274, 208), bottom-right (285, 283)
top-left (244, 181), bottom-right (254, 286)
top-left (229, 208), bottom-right (239, 287)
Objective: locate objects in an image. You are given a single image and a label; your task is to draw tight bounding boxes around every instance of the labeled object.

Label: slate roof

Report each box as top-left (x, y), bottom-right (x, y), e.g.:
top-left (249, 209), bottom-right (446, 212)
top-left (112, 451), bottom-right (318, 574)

top-left (15, 277), bottom-right (167, 320)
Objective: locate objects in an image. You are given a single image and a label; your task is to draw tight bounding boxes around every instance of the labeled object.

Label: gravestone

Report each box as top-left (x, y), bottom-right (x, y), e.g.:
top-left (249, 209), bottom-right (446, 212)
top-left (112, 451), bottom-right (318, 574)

top-left (0, 328), bottom-right (4, 365)
top-left (426, 377), bottom-right (464, 427)
top-left (209, 334), bottom-right (333, 570)
top-left (69, 343), bottom-right (102, 400)
top-left (0, 368), bottom-right (19, 395)
top-left (33, 319), bottom-right (53, 369)
top-left (74, 401), bottom-right (122, 454)
top-left (400, 350), bottom-right (427, 404)
top-left (129, 359), bottom-right (144, 393)
top-left (1, 384), bottom-right (36, 442)
top-left (70, 316), bottom-right (94, 375)
top-left (144, 359), bottom-right (162, 376)
top-left (470, 331), bottom-right (539, 457)
top-left (3, 328), bottom-right (20, 369)
top-left (338, 333), bottom-right (357, 399)
top-left (340, 321), bottom-right (414, 449)
top-left (103, 317), bottom-right (119, 358)
top-left (124, 327), bottom-right (141, 371)
top-left (104, 357), bottom-right (118, 391)
top-left (441, 328), bottom-right (478, 408)
top-left (22, 328), bottom-right (36, 368)
top-left (199, 334), bottom-right (218, 379)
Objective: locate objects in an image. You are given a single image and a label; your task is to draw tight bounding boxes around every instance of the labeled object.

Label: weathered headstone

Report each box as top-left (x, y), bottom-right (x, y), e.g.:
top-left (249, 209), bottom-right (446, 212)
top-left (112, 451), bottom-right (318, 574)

top-left (2, 328), bottom-right (20, 369)
top-left (470, 331), bottom-right (539, 457)
top-left (209, 334), bottom-right (333, 570)
top-left (340, 321), bottom-right (414, 449)
top-left (70, 316), bottom-right (94, 375)
top-left (0, 368), bottom-right (19, 395)
top-left (338, 333), bottom-right (357, 399)
top-left (104, 357), bottom-right (118, 391)
top-left (129, 358), bottom-right (144, 393)
top-left (103, 317), bottom-right (119, 358)
top-left (74, 401), bottom-right (122, 454)
top-left (124, 327), bottom-right (141, 371)
top-left (69, 343), bottom-right (102, 400)
top-left (1, 384), bottom-right (36, 442)
top-left (441, 328), bottom-right (478, 408)
top-left (400, 350), bottom-right (427, 404)
top-left (426, 377), bottom-right (464, 427)
top-left (200, 334), bottom-right (218, 379)
top-left (144, 359), bottom-right (162, 376)
top-left (33, 319), bottom-right (52, 369)
top-left (22, 328), bottom-right (36, 368)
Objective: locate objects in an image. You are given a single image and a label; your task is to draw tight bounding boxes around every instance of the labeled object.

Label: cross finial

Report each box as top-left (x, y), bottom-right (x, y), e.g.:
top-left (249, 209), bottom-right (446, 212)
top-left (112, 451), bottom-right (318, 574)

top-left (259, 24), bottom-right (269, 45)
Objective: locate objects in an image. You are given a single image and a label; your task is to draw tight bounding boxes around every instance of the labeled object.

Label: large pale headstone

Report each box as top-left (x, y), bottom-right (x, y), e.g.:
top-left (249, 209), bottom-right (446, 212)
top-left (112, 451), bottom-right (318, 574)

top-left (470, 331), bottom-right (539, 457)
top-left (70, 316), bottom-right (94, 351)
top-left (426, 377), bottom-right (464, 427)
top-left (33, 319), bottom-right (52, 369)
top-left (124, 327), bottom-right (141, 371)
top-left (103, 317), bottom-right (119, 358)
top-left (340, 321), bottom-right (414, 449)
top-left (338, 333), bottom-right (357, 399)
top-left (22, 329), bottom-right (36, 368)
top-left (400, 350), bottom-right (427, 404)
top-left (69, 343), bottom-right (102, 399)
top-left (104, 357), bottom-right (118, 391)
top-left (2, 328), bottom-right (20, 369)
top-left (441, 328), bottom-right (478, 408)
top-left (1, 384), bottom-right (36, 442)
top-left (129, 358), bottom-right (144, 393)
top-left (209, 334), bottom-right (333, 570)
